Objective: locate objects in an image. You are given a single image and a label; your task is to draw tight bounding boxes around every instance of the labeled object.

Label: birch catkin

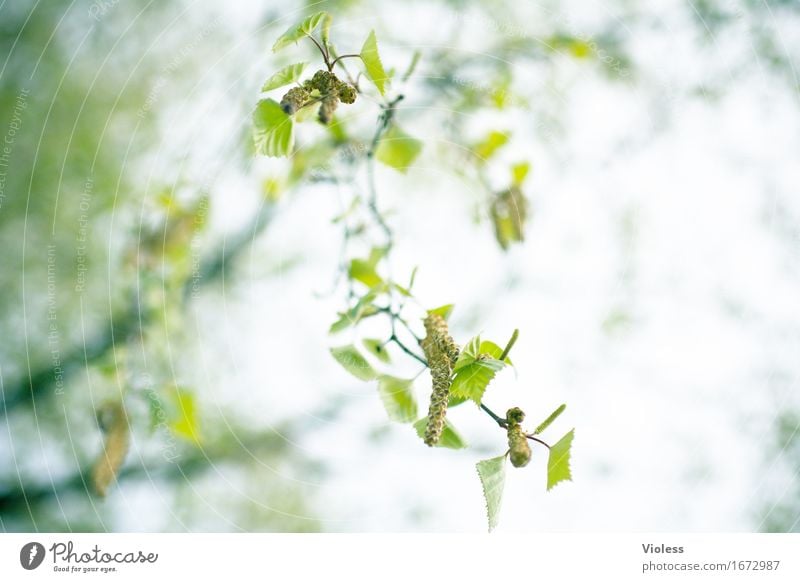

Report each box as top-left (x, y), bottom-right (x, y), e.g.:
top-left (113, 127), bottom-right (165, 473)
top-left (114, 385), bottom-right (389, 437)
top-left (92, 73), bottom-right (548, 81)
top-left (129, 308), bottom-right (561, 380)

top-left (92, 401), bottom-right (130, 497)
top-left (420, 313), bottom-right (459, 446)
top-left (506, 407), bottom-right (532, 468)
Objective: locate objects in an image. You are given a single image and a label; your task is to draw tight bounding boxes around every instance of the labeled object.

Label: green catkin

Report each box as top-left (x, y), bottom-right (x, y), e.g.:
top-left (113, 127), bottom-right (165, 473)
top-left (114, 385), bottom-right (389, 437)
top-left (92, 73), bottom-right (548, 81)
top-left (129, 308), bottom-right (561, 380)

top-left (420, 313), bottom-right (459, 446)
top-left (506, 407), bottom-right (532, 468)
top-left (92, 401), bottom-right (130, 497)
top-left (279, 86), bottom-right (310, 115)
top-left (278, 70), bottom-right (357, 123)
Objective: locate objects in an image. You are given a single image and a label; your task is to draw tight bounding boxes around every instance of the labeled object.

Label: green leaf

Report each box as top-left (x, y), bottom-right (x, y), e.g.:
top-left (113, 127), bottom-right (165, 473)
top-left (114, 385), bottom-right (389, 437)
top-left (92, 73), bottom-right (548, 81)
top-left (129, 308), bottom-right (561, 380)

top-left (377, 376), bottom-right (417, 423)
top-left (375, 125), bottom-right (422, 172)
top-left (413, 418), bottom-right (467, 449)
top-left (450, 358), bottom-right (505, 404)
top-left (427, 304), bottom-right (454, 321)
top-left (453, 335), bottom-right (481, 371)
top-left (253, 99), bottom-right (294, 157)
top-left (169, 387), bottom-right (201, 444)
top-left (363, 338), bottom-right (391, 363)
top-left (349, 259), bottom-right (382, 287)
top-left (511, 161), bottom-right (530, 185)
top-left (348, 247), bottom-right (387, 288)
top-left (321, 13), bottom-right (333, 46)
top-left (360, 30), bottom-right (388, 95)
top-left (330, 345), bottom-right (378, 381)
top-left (547, 429), bottom-right (575, 490)
top-left (272, 11), bottom-right (329, 52)
top-left (329, 291), bottom-right (381, 334)
top-left (261, 62), bottom-right (308, 92)
top-left (534, 404), bottom-right (566, 435)
top-left (476, 455), bottom-right (507, 531)
top-left (478, 340), bottom-right (513, 366)
top-left (474, 130), bottom-right (509, 161)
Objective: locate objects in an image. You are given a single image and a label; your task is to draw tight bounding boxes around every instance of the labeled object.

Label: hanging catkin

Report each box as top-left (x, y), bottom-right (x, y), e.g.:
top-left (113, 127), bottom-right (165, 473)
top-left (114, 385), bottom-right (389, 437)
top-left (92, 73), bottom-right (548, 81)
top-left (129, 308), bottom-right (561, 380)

top-left (420, 313), bottom-right (459, 446)
top-left (92, 401), bottom-right (130, 497)
top-left (506, 407), bottom-right (532, 467)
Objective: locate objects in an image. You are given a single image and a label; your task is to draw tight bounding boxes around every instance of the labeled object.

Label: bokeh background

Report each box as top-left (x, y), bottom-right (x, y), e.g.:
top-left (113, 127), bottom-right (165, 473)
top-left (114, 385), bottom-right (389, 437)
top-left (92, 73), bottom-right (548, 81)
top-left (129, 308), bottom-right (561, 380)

top-left (1, 0), bottom-right (800, 532)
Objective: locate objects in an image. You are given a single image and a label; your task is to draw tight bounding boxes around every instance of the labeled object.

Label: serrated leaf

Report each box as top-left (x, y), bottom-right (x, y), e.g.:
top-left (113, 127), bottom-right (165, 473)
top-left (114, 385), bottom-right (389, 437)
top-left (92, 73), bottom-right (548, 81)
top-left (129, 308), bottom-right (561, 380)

top-left (476, 455), bottom-right (506, 531)
top-left (450, 358), bottom-right (505, 404)
top-left (413, 417), bottom-right (467, 449)
top-left (363, 338), bottom-right (391, 363)
top-left (376, 125), bottom-right (422, 172)
top-left (360, 30), bottom-right (388, 95)
top-left (170, 387), bottom-right (201, 444)
top-left (454, 335), bottom-right (481, 371)
top-left (534, 404), bottom-right (566, 435)
top-left (253, 99), bottom-right (294, 157)
top-left (547, 429), bottom-right (575, 490)
top-left (330, 345), bottom-right (378, 381)
top-left (272, 11), bottom-right (329, 52)
top-left (377, 376), bottom-right (417, 423)
top-left (474, 130), bottom-right (509, 161)
top-left (261, 62), bottom-right (308, 92)
top-left (511, 161), bottom-right (530, 185)
top-left (427, 304), bottom-right (454, 320)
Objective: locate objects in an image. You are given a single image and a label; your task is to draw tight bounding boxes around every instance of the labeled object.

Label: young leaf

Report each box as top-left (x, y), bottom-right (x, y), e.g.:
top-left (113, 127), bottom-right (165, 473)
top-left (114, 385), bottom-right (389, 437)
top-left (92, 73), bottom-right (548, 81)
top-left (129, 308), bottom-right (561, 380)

top-left (413, 417), bottom-right (467, 449)
top-left (170, 387), bottom-right (201, 444)
top-left (511, 161), bottom-right (530, 185)
top-left (321, 13), bottom-right (333, 46)
top-left (450, 358), bottom-right (504, 404)
top-left (478, 340), bottom-right (513, 366)
top-left (377, 376), bottom-right (417, 423)
top-left (261, 62), bottom-right (308, 92)
top-left (427, 304), bottom-right (454, 321)
top-left (453, 335), bottom-right (481, 371)
top-left (360, 30), bottom-right (388, 95)
top-left (547, 428), bottom-right (575, 490)
top-left (329, 291), bottom-right (380, 334)
top-left (330, 345), bottom-right (378, 381)
top-left (476, 455), bottom-right (507, 531)
top-left (349, 258), bottom-right (382, 287)
top-left (272, 11), bottom-right (330, 52)
top-left (253, 99), bottom-right (294, 157)
top-left (363, 338), bottom-right (391, 363)
top-left (474, 130), bottom-right (509, 161)
top-left (534, 404), bottom-right (566, 435)
top-left (375, 125), bottom-right (422, 172)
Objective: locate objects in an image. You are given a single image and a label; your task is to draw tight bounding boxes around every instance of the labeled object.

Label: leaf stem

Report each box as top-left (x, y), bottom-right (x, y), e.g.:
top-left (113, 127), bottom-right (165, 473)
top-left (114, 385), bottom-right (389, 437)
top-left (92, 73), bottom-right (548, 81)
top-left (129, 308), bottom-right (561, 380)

top-left (524, 433), bottom-right (551, 449)
top-left (330, 53), bottom-right (362, 69)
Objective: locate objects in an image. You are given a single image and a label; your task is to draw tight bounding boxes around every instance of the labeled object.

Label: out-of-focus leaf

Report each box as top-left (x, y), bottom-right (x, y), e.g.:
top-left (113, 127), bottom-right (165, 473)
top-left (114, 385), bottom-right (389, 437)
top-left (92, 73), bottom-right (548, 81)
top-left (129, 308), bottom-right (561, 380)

top-left (261, 62), bottom-right (308, 91)
top-left (272, 11), bottom-right (330, 52)
top-left (377, 376), bottom-right (417, 423)
top-left (170, 387), bottom-right (201, 444)
top-left (376, 125), bottom-right (422, 172)
top-left (330, 345), bottom-right (378, 381)
top-left (363, 338), bottom-right (391, 363)
top-left (413, 417), bottom-right (467, 449)
top-left (511, 161), bottom-right (530, 185)
top-left (253, 99), bottom-right (294, 157)
top-left (474, 130), bottom-right (509, 161)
